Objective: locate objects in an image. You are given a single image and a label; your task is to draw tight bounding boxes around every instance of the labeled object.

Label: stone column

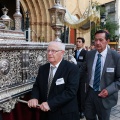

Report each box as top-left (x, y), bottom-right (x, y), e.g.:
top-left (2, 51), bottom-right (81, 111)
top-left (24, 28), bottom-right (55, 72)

top-left (13, 0), bottom-right (22, 31)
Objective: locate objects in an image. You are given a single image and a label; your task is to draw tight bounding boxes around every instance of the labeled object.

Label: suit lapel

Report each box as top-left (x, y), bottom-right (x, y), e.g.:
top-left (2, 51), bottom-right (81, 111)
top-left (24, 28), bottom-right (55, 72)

top-left (74, 50), bottom-right (77, 59)
top-left (44, 64), bottom-right (50, 98)
top-left (45, 64), bottom-right (50, 81)
top-left (54, 60), bottom-right (65, 80)
top-left (79, 49), bottom-right (84, 56)
top-left (88, 50), bottom-right (96, 78)
top-left (101, 49), bottom-right (112, 78)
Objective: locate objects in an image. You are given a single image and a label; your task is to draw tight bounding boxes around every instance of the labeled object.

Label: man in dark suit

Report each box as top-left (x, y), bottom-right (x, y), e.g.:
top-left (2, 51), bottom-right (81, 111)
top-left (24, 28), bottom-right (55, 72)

top-left (28, 41), bottom-right (80, 120)
top-left (74, 37), bottom-right (87, 119)
top-left (74, 37), bottom-right (87, 67)
top-left (80, 30), bottom-right (120, 120)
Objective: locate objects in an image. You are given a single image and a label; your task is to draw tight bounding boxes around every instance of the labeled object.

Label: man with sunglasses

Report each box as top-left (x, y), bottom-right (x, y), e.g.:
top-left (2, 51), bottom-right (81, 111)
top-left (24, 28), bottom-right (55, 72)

top-left (28, 41), bottom-right (80, 120)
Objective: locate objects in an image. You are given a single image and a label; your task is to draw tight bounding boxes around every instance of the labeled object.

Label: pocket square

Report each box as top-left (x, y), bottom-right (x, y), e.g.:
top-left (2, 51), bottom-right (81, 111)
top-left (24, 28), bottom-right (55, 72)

top-left (56, 78), bottom-right (65, 85)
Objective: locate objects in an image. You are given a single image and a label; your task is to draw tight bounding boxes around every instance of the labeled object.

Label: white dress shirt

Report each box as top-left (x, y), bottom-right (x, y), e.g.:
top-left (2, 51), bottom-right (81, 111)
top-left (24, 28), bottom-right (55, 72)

top-left (89, 47), bottom-right (108, 90)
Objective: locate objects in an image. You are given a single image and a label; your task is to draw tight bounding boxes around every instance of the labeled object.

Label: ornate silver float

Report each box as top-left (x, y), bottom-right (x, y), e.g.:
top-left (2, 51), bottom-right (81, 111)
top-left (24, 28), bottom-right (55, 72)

top-left (0, 0), bottom-right (75, 112)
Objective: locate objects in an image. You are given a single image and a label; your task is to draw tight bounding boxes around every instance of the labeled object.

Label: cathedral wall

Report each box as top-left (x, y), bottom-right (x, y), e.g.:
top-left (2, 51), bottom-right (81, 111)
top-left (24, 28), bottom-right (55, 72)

top-left (20, 0), bottom-right (113, 46)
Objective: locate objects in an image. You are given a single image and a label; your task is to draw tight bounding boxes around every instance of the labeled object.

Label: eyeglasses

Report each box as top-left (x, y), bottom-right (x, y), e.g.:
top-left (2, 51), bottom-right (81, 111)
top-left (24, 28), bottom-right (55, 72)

top-left (47, 50), bottom-right (62, 54)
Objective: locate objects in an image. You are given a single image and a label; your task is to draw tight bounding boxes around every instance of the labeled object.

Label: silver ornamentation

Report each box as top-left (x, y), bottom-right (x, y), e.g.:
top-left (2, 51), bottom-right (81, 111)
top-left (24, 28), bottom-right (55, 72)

top-left (0, 39), bottom-right (74, 113)
top-left (0, 59), bottom-right (10, 75)
top-left (0, 99), bottom-right (17, 113)
top-left (13, 0), bottom-right (22, 31)
top-left (36, 55), bottom-right (44, 66)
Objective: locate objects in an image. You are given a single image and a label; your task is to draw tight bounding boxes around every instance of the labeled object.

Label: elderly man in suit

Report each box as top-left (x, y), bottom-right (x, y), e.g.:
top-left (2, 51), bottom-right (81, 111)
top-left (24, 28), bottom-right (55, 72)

top-left (80, 30), bottom-right (120, 120)
top-left (28, 41), bottom-right (80, 120)
top-left (74, 37), bottom-right (87, 119)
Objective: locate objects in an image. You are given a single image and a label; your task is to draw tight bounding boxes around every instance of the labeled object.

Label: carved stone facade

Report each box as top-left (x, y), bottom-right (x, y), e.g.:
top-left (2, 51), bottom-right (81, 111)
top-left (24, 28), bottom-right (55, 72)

top-left (19, 0), bottom-right (113, 45)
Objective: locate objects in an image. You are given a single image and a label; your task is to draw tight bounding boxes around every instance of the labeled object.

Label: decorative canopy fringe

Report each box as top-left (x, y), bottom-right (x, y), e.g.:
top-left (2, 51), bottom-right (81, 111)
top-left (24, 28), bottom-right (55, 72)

top-left (64, 2), bottom-right (100, 32)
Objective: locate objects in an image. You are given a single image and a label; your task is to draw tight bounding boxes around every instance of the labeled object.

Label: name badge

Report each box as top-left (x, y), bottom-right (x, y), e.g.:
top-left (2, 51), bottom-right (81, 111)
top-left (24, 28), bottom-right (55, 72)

top-left (79, 56), bottom-right (83, 60)
top-left (56, 78), bottom-right (65, 85)
top-left (106, 68), bottom-right (114, 72)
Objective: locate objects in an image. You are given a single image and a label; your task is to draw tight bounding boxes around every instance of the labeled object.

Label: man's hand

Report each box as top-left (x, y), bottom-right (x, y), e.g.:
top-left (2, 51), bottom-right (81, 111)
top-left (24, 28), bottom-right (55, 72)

top-left (28, 99), bottom-right (38, 108)
top-left (40, 102), bottom-right (50, 112)
top-left (98, 89), bottom-right (108, 98)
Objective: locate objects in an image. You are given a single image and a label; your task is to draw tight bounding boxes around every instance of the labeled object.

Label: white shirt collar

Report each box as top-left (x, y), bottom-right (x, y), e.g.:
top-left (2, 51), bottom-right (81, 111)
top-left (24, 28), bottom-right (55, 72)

top-left (77, 48), bottom-right (83, 52)
top-left (50, 59), bottom-right (62, 68)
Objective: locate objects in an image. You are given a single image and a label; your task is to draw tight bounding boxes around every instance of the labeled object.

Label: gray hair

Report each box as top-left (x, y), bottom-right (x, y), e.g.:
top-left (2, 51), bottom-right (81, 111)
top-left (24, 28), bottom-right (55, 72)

top-left (48, 41), bottom-right (65, 51)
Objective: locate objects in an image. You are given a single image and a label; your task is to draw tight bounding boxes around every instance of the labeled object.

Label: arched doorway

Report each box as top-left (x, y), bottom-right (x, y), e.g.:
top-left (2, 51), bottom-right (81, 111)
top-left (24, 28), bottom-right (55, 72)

top-left (0, 0), bottom-right (55, 42)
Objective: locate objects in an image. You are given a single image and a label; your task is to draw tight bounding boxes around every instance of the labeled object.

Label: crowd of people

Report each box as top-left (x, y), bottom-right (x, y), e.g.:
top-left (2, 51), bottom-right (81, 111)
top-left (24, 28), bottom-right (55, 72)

top-left (27, 30), bottom-right (120, 120)
top-left (84, 42), bottom-right (120, 54)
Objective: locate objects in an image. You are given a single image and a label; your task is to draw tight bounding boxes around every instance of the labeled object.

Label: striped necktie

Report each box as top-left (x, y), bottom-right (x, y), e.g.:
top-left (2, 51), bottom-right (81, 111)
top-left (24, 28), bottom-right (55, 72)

top-left (47, 66), bottom-right (55, 96)
top-left (93, 53), bottom-right (102, 91)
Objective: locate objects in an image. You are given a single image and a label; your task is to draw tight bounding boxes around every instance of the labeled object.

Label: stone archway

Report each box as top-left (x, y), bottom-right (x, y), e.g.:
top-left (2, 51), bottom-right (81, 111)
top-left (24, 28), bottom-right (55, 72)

top-left (20, 0), bottom-right (55, 42)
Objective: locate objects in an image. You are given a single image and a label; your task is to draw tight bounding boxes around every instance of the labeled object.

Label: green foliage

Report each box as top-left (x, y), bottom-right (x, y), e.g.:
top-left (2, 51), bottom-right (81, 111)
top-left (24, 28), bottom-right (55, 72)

top-left (91, 14), bottom-right (119, 42)
top-left (91, 21), bottom-right (119, 41)
top-left (105, 19), bottom-right (119, 39)
top-left (100, 7), bottom-right (106, 16)
top-left (91, 25), bottom-right (98, 41)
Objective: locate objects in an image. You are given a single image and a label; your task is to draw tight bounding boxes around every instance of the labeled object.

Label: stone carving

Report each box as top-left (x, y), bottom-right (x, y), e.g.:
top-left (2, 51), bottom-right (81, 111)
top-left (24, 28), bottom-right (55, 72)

top-left (0, 59), bottom-right (10, 75)
top-left (36, 55), bottom-right (44, 66)
top-left (0, 98), bottom-right (17, 112)
top-left (1, 7), bottom-right (10, 20)
top-left (0, 6), bottom-right (11, 29)
top-left (14, 18), bottom-right (21, 30)
top-left (13, 0), bottom-right (22, 31)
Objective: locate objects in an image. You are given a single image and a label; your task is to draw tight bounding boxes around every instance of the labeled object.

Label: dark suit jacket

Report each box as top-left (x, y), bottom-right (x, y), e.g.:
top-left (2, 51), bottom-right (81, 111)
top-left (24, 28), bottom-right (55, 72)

top-left (74, 49), bottom-right (87, 83)
top-left (80, 48), bottom-right (120, 109)
top-left (31, 60), bottom-right (80, 120)
top-left (74, 49), bottom-right (87, 67)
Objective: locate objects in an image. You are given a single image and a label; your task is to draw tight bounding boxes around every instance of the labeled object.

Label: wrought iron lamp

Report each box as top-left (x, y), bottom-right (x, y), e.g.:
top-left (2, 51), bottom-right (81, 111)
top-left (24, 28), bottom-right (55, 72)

top-left (48, 0), bottom-right (66, 42)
